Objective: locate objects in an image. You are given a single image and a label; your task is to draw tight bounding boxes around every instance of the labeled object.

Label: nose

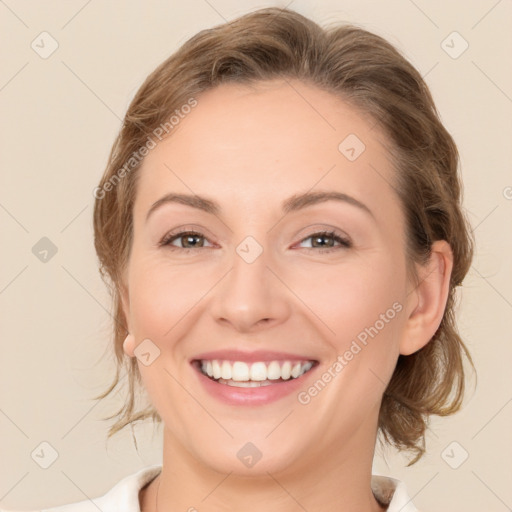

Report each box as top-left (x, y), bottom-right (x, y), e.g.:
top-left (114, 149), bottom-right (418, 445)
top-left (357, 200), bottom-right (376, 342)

top-left (209, 243), bottom-right (292, 333)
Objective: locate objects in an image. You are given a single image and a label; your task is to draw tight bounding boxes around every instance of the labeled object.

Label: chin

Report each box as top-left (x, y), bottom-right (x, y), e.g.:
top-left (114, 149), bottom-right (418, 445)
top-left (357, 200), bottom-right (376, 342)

top-left (189, 435), bottom-right (307, 477)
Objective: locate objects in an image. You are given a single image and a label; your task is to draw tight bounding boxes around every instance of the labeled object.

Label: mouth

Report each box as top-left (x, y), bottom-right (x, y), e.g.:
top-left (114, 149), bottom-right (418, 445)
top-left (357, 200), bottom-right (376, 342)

top-left (192, 359), bottom-right (318, 388)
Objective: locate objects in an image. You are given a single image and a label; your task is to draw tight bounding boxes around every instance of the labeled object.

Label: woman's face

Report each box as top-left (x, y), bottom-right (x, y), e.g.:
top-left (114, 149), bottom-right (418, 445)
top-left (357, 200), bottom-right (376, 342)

top-left (122, 79), bottom-right (417, 475)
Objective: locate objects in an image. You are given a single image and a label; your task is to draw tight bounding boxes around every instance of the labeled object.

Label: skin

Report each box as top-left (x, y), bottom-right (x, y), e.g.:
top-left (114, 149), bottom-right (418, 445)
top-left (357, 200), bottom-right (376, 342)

top-left (120, 78), bottom-right (453, 512)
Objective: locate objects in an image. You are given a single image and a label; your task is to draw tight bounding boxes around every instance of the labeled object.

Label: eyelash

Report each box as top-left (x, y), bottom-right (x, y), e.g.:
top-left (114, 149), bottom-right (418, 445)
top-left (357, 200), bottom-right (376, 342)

top-left (159, 230), bottom-right (352, 254)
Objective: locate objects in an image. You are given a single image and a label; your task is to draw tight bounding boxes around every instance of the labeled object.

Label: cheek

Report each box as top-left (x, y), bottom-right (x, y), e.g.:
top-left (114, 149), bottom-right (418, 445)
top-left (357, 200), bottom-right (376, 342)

top-left (127, 253), bottom-right (213, 338)
top-left (293, 252), bottom-right (406, 343)
top-left (128, 275), bottom-right (169, 337)
top-left (295, 252), bottom-right (406, 401)
top-left (124, 257), bottom-right (203, 420)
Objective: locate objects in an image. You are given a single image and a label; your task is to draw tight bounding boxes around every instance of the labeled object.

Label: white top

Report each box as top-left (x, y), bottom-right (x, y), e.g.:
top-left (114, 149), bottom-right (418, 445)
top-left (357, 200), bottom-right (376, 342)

top-left (2, 465), bottom-right (419, 512)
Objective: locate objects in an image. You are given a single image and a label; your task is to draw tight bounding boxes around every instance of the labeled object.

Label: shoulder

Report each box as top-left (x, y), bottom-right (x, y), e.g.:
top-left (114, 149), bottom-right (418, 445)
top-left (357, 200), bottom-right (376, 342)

top-left (0, 465), bottom-right (162, 512)
top-left (371, 474), bottom-right (420, 512)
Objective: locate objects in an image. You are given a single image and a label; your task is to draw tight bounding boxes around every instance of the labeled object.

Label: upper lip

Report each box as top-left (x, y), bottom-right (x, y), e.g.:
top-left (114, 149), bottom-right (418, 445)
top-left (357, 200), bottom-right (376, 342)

top-left (191, 349), bottom-right (318, 363)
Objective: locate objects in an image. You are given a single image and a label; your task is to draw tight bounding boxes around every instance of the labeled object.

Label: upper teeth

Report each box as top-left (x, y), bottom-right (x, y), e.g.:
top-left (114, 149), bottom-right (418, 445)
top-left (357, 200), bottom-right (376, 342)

top-left (200, 360), bottom-right (314, 382)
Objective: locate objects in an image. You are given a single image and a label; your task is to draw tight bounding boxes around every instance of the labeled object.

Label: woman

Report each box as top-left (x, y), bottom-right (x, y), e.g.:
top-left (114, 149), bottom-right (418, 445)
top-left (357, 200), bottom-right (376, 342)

top-left (9, 6), bottom-right (474, 512)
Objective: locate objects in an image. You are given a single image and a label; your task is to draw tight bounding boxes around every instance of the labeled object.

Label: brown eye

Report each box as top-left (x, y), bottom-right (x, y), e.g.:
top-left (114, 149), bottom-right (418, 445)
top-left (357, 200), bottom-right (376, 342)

top-left (298, 231), bottom-right (351, 253)
top-left (160, 231), bottom-right (211, 250)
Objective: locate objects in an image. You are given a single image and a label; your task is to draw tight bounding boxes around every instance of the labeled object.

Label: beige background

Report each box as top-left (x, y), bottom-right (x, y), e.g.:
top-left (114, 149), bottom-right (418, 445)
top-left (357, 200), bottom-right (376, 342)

top-left (1, 1), bottom-right (511, 511)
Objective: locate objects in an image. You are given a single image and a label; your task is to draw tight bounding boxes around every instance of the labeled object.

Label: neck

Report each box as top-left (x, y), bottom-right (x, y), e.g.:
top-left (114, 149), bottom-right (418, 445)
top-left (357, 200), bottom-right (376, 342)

top-left (141, 420), bottom-right (387, 512)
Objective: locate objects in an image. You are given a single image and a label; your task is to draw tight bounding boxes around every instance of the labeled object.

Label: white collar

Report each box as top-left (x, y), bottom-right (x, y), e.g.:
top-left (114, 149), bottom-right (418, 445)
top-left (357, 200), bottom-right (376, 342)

top-left (43, 465), bottom-right (418, 512)
top-left (371, 474), bottom-right (419, 511)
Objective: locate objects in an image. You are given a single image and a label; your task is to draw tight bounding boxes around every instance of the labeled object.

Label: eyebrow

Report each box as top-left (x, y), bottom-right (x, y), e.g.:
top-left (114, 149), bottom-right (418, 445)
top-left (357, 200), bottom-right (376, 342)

top-left (145, 190), bottom-right (374, 222)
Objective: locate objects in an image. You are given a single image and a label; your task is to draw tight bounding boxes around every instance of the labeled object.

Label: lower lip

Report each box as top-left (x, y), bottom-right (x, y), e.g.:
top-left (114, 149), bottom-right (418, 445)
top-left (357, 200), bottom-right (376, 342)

top-left (192, 363), bottom-right (317, 406)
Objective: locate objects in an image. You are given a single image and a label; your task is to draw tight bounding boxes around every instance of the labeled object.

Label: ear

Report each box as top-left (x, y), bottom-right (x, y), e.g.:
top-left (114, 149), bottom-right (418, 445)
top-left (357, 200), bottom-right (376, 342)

top-left (399, 240), bottom-right (454, 356)
top-left (119, 275), bottom-right (135, 357)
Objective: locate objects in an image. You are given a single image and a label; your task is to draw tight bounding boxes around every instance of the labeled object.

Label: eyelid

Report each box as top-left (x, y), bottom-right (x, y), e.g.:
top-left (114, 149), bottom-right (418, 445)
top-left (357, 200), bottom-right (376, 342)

top-left (291, 223), bottom-right (351, 247)
top-left (158, 224), bottom-right (216, 245)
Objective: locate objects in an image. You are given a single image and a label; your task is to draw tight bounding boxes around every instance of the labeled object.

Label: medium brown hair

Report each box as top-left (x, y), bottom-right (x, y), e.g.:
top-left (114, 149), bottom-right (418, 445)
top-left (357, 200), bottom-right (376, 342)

top-left (93, 7), bottom-right (475, 464)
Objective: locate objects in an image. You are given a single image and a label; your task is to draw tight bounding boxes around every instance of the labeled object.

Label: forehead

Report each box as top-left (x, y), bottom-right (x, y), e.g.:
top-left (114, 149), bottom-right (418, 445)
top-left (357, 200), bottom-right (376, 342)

top-left (134, 79), bottom-right (401, 224)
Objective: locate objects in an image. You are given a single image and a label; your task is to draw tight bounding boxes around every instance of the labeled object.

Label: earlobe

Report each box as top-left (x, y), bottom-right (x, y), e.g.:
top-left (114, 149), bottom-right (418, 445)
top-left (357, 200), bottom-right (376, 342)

top-left (399, 240), bottom-right (454, 356)
top-left (123, 333), bottom-right (136, 357)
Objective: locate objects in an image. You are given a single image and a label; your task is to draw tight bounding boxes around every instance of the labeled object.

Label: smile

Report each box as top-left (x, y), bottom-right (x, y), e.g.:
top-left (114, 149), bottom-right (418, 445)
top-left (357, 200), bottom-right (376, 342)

top-left (195, 359), bottom-right (316, 387)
